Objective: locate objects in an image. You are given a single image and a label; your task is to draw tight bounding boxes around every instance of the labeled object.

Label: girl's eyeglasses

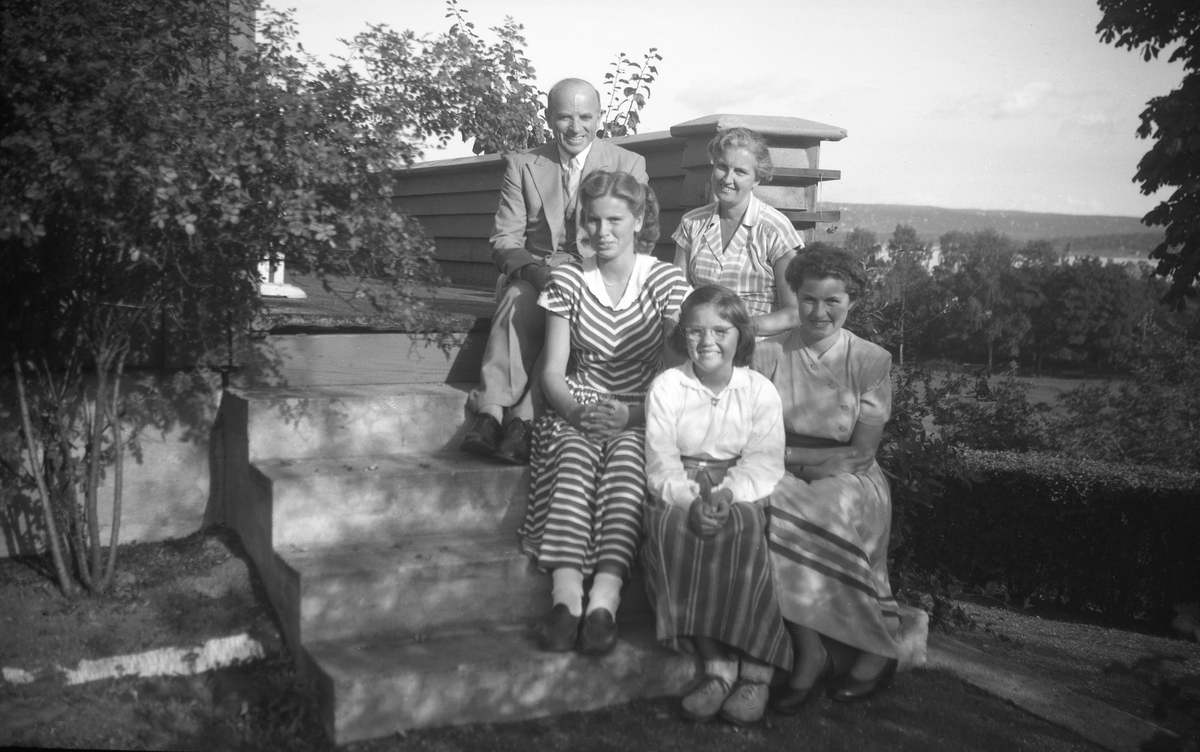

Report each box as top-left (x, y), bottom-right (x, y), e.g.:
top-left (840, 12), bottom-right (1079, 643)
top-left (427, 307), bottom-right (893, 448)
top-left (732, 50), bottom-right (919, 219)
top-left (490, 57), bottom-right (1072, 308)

top-left (681, 326), bottom-right (734, 342)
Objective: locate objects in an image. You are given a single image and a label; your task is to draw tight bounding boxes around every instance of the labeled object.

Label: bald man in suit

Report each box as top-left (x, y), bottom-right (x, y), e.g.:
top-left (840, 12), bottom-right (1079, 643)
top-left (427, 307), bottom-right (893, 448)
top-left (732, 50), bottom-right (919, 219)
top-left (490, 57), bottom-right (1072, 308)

top-left (461, 78), bottom-right (648, 464)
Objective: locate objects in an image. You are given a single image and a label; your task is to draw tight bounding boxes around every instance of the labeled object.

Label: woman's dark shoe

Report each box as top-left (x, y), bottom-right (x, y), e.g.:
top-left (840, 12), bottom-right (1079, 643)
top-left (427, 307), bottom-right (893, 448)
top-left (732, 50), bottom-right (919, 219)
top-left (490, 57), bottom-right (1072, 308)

top-left (576, 608), bottom-right (618, 655)
top-left (830, 658), bottom-right (898, 703)
top-left (770, 649), bottom-right (834, 715)
top-left (536, 604), bottom-right (580, 652)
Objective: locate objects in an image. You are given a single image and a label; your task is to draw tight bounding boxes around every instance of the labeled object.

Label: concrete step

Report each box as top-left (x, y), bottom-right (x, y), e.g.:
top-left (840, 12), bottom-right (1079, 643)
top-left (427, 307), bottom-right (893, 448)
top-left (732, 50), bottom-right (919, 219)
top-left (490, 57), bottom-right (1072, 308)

top-left (306, 619), bottom-right (699, 744)
top-left (283, 534), bottom-right (654, 644)
top-left (230, 382), bottom-right (476, 462)
top-left (258, 453), bottom-right (529, 549)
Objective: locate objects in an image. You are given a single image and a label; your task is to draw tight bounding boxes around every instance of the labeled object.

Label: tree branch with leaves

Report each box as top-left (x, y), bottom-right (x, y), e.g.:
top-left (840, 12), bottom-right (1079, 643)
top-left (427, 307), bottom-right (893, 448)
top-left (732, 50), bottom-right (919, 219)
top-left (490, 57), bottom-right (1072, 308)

top-left (1097, 0), bottom-right (1200, 310)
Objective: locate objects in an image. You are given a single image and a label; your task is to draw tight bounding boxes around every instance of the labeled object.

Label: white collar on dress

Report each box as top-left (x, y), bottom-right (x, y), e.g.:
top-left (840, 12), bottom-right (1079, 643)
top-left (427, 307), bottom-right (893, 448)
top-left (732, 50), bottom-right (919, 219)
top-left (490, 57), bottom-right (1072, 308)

top-left (581, 253), bottom-right (656, 311)
top-left (680, 362), bottom-right (752, 397)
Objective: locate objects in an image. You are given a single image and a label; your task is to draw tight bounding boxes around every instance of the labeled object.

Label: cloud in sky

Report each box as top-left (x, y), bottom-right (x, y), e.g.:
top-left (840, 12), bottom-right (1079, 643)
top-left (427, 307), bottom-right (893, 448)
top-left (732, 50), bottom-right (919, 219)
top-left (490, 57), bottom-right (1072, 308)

top-left (998, 81), bottom-right (1053, 117)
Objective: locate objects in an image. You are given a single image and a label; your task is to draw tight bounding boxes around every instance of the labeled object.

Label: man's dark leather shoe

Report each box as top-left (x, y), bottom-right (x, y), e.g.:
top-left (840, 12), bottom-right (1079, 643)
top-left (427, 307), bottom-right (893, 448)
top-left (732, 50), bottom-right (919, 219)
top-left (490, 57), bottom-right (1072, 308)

top-left (460, 413), bottom-right (502, 457)
top-left (537, 604), bottom-right (580, 652)
top-left (577, 608), bottom-right (618, 655)
top-left (494, 418), bottom-right (533, 465)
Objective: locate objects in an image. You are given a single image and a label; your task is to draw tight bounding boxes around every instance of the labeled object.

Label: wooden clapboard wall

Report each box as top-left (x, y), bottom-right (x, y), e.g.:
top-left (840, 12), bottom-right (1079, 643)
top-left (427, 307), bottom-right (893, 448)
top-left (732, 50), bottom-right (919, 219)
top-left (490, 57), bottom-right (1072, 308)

top-left (389, 114), bottom-right (847, 288)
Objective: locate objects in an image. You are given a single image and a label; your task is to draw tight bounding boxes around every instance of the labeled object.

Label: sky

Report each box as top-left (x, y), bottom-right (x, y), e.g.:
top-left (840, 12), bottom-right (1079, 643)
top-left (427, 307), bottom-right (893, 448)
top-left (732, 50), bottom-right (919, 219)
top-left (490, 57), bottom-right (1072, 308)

top-left (277, 0), bottom-right (1186, 218)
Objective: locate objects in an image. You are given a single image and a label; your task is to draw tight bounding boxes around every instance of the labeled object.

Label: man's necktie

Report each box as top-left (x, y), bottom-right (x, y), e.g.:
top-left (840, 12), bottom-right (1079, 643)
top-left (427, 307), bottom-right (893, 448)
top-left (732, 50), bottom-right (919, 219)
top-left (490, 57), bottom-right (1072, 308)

top-left (563, 159), bottom-right (581, 218)
top-left (563, 159), bottom-right (581, 252)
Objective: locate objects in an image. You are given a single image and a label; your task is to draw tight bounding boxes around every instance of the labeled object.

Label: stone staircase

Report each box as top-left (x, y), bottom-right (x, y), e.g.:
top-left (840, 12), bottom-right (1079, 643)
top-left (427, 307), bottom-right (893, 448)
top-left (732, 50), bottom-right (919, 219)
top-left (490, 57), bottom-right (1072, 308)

top-left (210, 328), bottom-right (699, 744)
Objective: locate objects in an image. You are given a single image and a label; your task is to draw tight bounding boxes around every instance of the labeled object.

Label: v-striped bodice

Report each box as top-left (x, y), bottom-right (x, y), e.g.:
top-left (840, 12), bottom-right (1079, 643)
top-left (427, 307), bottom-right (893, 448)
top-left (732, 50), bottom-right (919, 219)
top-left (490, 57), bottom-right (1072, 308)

top-left (541, 255), bottom-right (689, 396)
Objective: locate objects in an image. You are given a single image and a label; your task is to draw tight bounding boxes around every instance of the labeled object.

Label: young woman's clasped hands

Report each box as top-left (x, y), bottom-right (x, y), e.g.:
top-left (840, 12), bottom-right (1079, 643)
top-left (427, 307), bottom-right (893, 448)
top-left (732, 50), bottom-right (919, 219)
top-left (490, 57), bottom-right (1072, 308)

top-left (572, 399), bottom-right (633, 442)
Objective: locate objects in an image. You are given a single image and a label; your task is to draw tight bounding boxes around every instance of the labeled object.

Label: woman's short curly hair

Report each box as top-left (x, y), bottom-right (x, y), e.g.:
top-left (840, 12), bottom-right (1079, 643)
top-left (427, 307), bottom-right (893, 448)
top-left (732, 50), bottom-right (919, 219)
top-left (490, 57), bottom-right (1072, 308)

top-left (579, 170), bottom-right (661, 254)
top-left (707, 127), bottom-right (773, 182)
top-left (784, 242), bottom-right (869, 301)
top-left (668, 285), bottom-right (756, 367)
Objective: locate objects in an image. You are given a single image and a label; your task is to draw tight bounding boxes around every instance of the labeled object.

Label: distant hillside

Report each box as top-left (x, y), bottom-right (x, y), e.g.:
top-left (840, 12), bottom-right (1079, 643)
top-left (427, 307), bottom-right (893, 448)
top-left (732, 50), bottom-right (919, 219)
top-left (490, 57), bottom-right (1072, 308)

top-left (823, 203), bottom-right (1164, 258)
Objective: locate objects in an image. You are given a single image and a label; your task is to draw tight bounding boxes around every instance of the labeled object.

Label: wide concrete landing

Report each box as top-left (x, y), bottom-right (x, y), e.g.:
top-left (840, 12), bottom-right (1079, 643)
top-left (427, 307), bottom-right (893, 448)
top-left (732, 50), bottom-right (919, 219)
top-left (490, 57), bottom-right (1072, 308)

top-left (307, 620), bottom-right (700, 744)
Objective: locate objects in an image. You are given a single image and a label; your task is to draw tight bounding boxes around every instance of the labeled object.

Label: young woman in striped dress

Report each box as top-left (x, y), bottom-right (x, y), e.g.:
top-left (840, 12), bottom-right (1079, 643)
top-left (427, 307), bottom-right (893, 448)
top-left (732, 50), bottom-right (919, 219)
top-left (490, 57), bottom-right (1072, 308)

top-left (642, 285), bottom-right (791, 726)
top-left (518, 170), bottom-right (689, 655)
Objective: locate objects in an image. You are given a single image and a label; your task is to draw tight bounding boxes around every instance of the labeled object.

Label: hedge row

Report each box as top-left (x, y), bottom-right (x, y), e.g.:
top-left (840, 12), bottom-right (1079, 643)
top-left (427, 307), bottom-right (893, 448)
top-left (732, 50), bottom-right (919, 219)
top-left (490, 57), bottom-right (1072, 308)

top-left (900, 450), bottom-right (1200, 621)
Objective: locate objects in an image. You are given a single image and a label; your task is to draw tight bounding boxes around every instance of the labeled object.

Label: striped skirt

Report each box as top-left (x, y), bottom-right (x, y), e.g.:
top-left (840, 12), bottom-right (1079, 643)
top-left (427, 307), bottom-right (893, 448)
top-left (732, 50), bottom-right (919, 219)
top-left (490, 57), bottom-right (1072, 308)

top-left (641, 459), bottom-right (793, 671)
top-left (766, 461), bottom-right (901, 659)
top-left (518, 383), bottom-right (647, 576)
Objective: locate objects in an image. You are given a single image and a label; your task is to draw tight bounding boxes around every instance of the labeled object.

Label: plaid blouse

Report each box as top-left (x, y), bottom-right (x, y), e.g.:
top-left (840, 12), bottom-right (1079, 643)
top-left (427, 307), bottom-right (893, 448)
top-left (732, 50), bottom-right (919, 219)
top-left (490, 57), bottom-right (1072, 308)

top-left (673, 194), bottom-right (804, 317)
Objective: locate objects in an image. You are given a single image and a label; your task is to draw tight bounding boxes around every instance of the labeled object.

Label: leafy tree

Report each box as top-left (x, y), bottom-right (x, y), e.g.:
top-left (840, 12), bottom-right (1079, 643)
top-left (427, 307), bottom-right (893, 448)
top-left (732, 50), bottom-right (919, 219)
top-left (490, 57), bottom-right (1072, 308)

top-left (1096, 0), bottom-right (1200, 309)
top-left (439, 0), bottom-right (544, 154)
top-left (844, 227), bottom-right (881, 261)
top-left (878, 225), bottom-right (934, 365)
top-left (1034, 258), bottom-right (1151, 371)
top-left (0, 0), bottom-right (542, 595)
top-left (1014, 240), bottom-right (1060, 375)
top-left (936, 229), bottom-right (1031, 370)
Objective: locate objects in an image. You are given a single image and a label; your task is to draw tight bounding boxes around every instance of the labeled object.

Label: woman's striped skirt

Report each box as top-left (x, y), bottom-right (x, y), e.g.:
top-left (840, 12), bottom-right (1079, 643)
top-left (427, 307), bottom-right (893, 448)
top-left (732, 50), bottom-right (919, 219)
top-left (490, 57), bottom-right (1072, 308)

top-left (518, 384), bottom-right (647, 576)
top-left (641, 459), bottom-right (793, 671)
top-left (765, 461), bottom-right (901, 659)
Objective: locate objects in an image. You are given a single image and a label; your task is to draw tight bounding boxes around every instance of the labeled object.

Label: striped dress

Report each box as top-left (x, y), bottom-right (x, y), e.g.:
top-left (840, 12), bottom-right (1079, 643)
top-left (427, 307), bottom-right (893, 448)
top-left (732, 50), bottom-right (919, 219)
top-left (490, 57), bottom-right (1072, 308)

top-left (755, 328), bottom-right (902, 659)
top-left (518, 254), bottom-right (689, 576)
top-left (673, 194), bottom-right (803, 319)
top-left (641, 365), bottom-right (793, 671)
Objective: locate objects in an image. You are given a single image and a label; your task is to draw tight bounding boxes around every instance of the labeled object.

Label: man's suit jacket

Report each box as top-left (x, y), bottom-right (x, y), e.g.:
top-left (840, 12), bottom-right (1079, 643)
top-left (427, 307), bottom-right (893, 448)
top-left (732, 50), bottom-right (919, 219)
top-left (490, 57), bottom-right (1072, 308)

top-left (490, 139), bottom-right (649, 279)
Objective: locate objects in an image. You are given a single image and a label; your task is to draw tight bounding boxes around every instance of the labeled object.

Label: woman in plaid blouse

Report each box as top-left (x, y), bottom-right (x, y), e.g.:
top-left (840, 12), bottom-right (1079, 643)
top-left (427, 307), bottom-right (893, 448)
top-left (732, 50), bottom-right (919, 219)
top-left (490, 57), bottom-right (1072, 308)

top-left (673, 127), bottom-right (804, 337)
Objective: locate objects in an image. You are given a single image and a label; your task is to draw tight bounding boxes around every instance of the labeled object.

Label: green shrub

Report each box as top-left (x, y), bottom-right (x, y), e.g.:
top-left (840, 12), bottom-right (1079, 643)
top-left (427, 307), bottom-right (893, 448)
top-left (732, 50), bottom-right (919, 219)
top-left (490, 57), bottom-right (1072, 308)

top-left (905, 450), bottom-right (1200, 621)
top-left (879, 364), bottom-right (972, 561)
top-left (1051, 338), bottom-right (1200, 472)
top-left (929, 367), bottom-right (1053, 453)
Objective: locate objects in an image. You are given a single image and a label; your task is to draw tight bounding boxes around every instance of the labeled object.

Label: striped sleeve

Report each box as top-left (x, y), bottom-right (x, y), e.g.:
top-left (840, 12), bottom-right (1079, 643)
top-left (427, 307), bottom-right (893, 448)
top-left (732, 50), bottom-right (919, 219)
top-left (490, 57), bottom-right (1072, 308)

top-left (646, 261), bottom-right (689, 320)
top-left (539, 263), bottom-right (582, 319)
top-left (672, 205), bottom-right (709, 252)
top-left (760, 204), bottom-right (805, 265)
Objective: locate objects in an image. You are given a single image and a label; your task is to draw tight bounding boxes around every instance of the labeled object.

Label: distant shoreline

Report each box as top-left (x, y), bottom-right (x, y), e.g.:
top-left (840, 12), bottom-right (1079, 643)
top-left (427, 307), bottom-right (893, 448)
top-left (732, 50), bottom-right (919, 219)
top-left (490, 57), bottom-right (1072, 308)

top-left (823, 202), bottom-right (1161, 256)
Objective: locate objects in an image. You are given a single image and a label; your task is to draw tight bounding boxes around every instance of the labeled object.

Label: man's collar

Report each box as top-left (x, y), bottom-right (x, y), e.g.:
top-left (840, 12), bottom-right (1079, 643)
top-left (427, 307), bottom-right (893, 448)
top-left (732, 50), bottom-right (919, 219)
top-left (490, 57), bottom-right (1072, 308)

top-left (556, 141), bottom-right (594, 169)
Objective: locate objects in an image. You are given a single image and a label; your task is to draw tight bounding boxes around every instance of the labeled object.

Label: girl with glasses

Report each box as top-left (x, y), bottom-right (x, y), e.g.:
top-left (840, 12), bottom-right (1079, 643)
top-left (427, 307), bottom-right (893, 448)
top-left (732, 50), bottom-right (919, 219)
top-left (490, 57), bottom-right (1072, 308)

top-left (642, 285), bottom-right (790, 726)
